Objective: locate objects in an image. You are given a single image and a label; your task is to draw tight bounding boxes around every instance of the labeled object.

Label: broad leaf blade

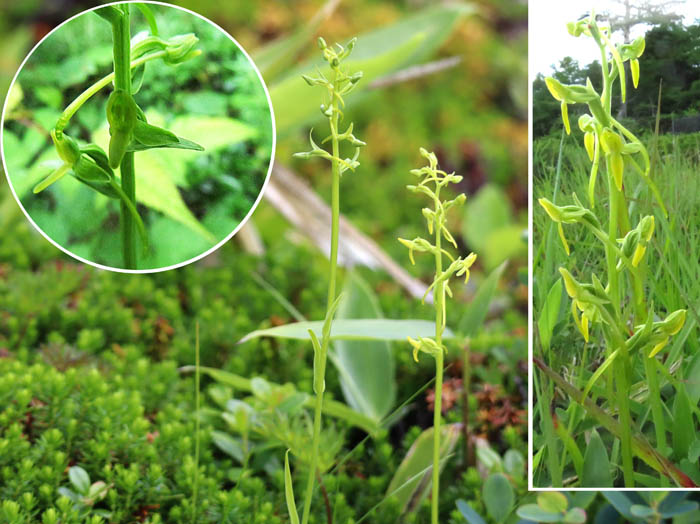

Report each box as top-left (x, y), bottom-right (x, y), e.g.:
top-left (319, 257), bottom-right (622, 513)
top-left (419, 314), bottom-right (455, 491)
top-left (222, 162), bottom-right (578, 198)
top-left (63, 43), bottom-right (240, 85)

top-left (270, 4), bottom-right (474, 134)
top-left (672, 386), bottom-right (694, 461)
top-left (332, 272), bottom-right (396, 422)
top-left (238, 319), bottom-right (454, 344)
top-left (385, 424), bottom-right (460, 514)
top-left (582, 429), bottom-right (612, 487)
top-left (456, 500), bottom-right (487, 524)
top-left (483, 473), bottom-right (514, 522)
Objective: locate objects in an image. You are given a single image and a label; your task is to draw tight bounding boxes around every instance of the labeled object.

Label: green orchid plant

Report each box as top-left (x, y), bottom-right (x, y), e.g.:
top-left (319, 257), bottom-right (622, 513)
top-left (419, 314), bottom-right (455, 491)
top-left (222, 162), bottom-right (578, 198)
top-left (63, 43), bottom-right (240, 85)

top-left (32, 3), bottom-right (203, 269)
top-left (399, 148), bottom-right (476, 523)
top-left (538, 12), bottom-right (686, 487)
top-left (285, 36), bottom-right (365, 524)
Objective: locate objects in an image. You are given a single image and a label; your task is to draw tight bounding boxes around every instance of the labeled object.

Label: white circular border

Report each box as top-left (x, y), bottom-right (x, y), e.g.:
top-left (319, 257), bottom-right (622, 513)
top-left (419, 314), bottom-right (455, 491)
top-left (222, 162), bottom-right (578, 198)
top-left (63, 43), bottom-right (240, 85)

top-left (1, 0), bottom-right (276, 274)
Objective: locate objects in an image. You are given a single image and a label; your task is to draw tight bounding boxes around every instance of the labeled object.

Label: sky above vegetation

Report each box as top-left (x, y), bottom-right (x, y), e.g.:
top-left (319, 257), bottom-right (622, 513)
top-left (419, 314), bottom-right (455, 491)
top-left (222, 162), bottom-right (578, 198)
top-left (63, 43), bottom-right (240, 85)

top-left (531, 0), bottom-right (700, 74)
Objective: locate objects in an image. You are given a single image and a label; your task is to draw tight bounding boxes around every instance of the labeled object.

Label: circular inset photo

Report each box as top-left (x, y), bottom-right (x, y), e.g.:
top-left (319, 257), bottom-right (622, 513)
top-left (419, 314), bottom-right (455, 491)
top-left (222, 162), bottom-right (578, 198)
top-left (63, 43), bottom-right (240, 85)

top-left (1, 1), bottom-right (274, 272)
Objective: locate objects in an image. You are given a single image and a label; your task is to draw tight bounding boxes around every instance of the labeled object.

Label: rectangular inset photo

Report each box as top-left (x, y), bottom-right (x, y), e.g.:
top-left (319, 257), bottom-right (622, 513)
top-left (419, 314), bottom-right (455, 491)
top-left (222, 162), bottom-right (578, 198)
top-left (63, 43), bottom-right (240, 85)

top-left (530, 0), bottom-right (700, 490)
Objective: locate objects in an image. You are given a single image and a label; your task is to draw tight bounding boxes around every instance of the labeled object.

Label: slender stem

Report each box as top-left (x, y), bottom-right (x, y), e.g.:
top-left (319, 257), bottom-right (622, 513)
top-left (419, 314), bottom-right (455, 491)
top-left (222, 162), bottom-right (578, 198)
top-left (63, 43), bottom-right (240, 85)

top-left (613, 331), bottom-right (635, 486)
top-left (302, 70), bottom-right (341, 524)
top-left (110, 6), bottom-right (137, 269)
top-left (431, 187), bottom-right (444, 524)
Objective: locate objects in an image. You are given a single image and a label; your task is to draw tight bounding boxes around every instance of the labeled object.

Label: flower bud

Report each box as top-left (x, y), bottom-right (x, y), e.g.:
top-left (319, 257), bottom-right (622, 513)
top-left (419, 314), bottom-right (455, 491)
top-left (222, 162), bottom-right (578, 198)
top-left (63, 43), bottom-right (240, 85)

top-left (584, 132), bottom-right (595, 162)
top-left (559, 267), bottom-right (581, 299)
top-left (51, 130), bottom-right (80, 165)
top-left (538, 198), bottom-right (563, 222)
top-left (631, 58), bottom-right (640, 88)
top-left (660, 309), bottom-right (686, 336)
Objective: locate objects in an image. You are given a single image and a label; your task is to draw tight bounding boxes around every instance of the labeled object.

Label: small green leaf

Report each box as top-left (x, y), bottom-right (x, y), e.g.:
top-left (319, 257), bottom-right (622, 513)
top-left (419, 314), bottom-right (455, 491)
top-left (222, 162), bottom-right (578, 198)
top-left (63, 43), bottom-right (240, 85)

top-left (582, 429), bottom-right (612, 487)
top-left (456, 499), bottom-right (487, 524)
top-left (630, 505), bottom-right (655, 518)
top-left (659, 500), bottom-right (699, 518)
top-left (284, 450), bottom-right (300, 524)
top-left (238, 319), bottom-right (454, 344)
top-left (601, 492), bottom-right (635, 519)
top-left (516, 504), bottom-right (562, 523)
top-left (563, 508), bottom-right (587, 524)
top-left (211, 431), bottom-right (245, 463)
top-left (503, 449), bottom-right (525, 478)
top-left (68, 466), bottom-right (91, 494)
top-left (131, 120), bottom-right (178, 146)
top-left (537, 492), bottom-right (568, 513)
top-left (185, 366), bottom-right (379, 434)
top-left (483, 473), bottom-right (513, 523)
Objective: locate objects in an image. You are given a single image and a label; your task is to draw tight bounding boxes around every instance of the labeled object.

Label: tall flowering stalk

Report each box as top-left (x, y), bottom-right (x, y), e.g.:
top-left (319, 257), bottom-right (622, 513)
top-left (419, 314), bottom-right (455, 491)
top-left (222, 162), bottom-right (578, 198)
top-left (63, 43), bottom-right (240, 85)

top-left (538, 12), bottom-right (686, 486)
top-left (400, 148), bottom-right (476, 523)
top-left (286, 37), bottom-right (365, 524)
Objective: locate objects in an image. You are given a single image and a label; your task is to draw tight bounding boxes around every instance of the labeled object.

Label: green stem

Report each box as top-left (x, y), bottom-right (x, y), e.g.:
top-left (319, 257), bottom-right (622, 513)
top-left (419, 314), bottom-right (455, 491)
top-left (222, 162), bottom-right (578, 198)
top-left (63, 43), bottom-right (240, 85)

top-left (613, 331), bottom-right (635, 486)
top-left (301, 71), bottom-right (341, 524)
top-left (110, 6), bottom-right (137, 269)
top-left (431, 187), bottom-right (444, 524)
top-left (605, 151), bottom-right (635, 485)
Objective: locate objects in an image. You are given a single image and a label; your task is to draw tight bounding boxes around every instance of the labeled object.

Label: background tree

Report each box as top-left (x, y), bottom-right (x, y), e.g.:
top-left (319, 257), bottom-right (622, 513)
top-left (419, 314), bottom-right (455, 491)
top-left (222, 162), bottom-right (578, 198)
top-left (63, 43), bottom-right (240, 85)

top-left (605, 0), bottom-right (684, 117)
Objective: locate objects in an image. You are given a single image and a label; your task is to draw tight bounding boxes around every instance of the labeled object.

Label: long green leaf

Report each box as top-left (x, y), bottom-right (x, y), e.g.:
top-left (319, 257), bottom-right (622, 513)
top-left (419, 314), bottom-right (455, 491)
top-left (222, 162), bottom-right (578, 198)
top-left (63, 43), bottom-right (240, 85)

top-left (284, 450), bottom-right (301, 524)
top-left (672, 386), bottom-right (693, 461)
top-left (238, 319), bottom-right (454, 345)
top-left (270, 3), bottom-right (474, 134)
top-left (385, 424), bottom-right (461, 514)
top-left (332, 272), bottom-right (396, 422)
top-left (181, 366), bottom-right (379, 434)
top-left (459, 261), bottom-right (506, 336)
top-left (582, 429), bottom-right (612, 487)
top-left (537, 278), bottom-right (562, 353)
